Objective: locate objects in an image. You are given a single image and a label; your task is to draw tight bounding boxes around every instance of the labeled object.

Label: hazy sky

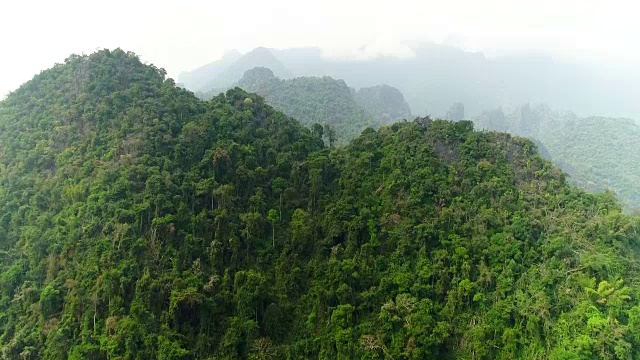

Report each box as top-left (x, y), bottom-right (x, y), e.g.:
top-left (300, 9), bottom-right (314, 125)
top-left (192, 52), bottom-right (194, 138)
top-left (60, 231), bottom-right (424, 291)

top-left (1, 0), bottom-right (638, 97)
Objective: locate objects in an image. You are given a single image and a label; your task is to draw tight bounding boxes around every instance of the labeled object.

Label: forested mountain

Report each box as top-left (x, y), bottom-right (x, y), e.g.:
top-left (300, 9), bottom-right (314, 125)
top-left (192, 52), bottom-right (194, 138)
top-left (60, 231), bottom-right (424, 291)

top-left (236, 67), bottom-right (410, 144)
top-left (353, 84), bottom-right (412, 124)
top-left (180, 44), bottom-right (640, 120)
top-left (2, 49), bottom-right (640, 360)
top-left (474, 104), bottom-right (640, 212)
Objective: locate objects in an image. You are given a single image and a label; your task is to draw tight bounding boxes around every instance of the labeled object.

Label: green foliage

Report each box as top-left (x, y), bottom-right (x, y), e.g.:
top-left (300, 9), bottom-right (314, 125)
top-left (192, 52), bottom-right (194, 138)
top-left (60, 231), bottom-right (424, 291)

top-left (0, 49), bottom-right (321, 359)
top-left (1, 49), bottom-right (640, 360)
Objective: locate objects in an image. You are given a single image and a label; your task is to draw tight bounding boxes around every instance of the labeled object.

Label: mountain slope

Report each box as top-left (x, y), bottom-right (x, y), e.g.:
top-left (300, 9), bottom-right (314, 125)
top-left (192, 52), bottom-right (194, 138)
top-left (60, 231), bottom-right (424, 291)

top-left (354, 84), bottom-right (412, 123)
top-left (1, 49), bottom-right (640, 360)
top-left (474, 104), bottom-right (640, 211)
top-left (317, 120), bottom-right (640, 359)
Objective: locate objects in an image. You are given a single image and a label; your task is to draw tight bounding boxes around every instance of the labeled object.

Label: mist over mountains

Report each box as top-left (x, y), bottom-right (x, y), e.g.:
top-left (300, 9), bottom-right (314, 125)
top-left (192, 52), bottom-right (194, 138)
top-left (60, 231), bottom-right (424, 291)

top-left (179, 43), bottom-right (640, 120)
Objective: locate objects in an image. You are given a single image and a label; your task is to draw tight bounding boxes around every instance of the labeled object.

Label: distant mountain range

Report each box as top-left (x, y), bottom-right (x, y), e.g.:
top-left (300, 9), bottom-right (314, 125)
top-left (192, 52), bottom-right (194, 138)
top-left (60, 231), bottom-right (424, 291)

top-left (179, 44), bottom-right (640, 120)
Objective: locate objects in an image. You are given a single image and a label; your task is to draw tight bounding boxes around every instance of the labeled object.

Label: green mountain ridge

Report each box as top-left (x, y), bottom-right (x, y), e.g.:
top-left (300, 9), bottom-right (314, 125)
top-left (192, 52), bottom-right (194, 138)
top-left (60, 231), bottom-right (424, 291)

top-left (1, 49), bottom-right (640, 360)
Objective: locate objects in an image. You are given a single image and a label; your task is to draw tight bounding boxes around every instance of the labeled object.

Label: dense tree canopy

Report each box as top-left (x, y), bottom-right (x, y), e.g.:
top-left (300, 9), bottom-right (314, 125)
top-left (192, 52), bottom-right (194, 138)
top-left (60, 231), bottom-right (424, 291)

top-left (1, 49), bottom-right (640, 359)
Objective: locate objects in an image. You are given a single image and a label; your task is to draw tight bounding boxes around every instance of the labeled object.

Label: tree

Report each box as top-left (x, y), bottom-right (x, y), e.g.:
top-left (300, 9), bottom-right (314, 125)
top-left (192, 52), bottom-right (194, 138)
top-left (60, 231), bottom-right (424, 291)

top-left (267, 209), bottom-right (279, 248)
top-left (313, 123), bottom-right (324, 139)
top-left (324, 123), bottom-right (336, 148)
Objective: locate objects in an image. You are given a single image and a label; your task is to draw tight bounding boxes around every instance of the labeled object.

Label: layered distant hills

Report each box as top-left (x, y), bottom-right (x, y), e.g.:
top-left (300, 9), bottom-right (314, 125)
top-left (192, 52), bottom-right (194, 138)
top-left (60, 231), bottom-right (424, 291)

top-left (474, 104), bottom-right (640, 211)
top-left (236, 67), bottom-right (411, 143)
top-left (180, 47), bottom-right (640, 212)
top-left (179, 44), bottom-right (640, 120)
top-left (181, 47), bottom-right (640, 211)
